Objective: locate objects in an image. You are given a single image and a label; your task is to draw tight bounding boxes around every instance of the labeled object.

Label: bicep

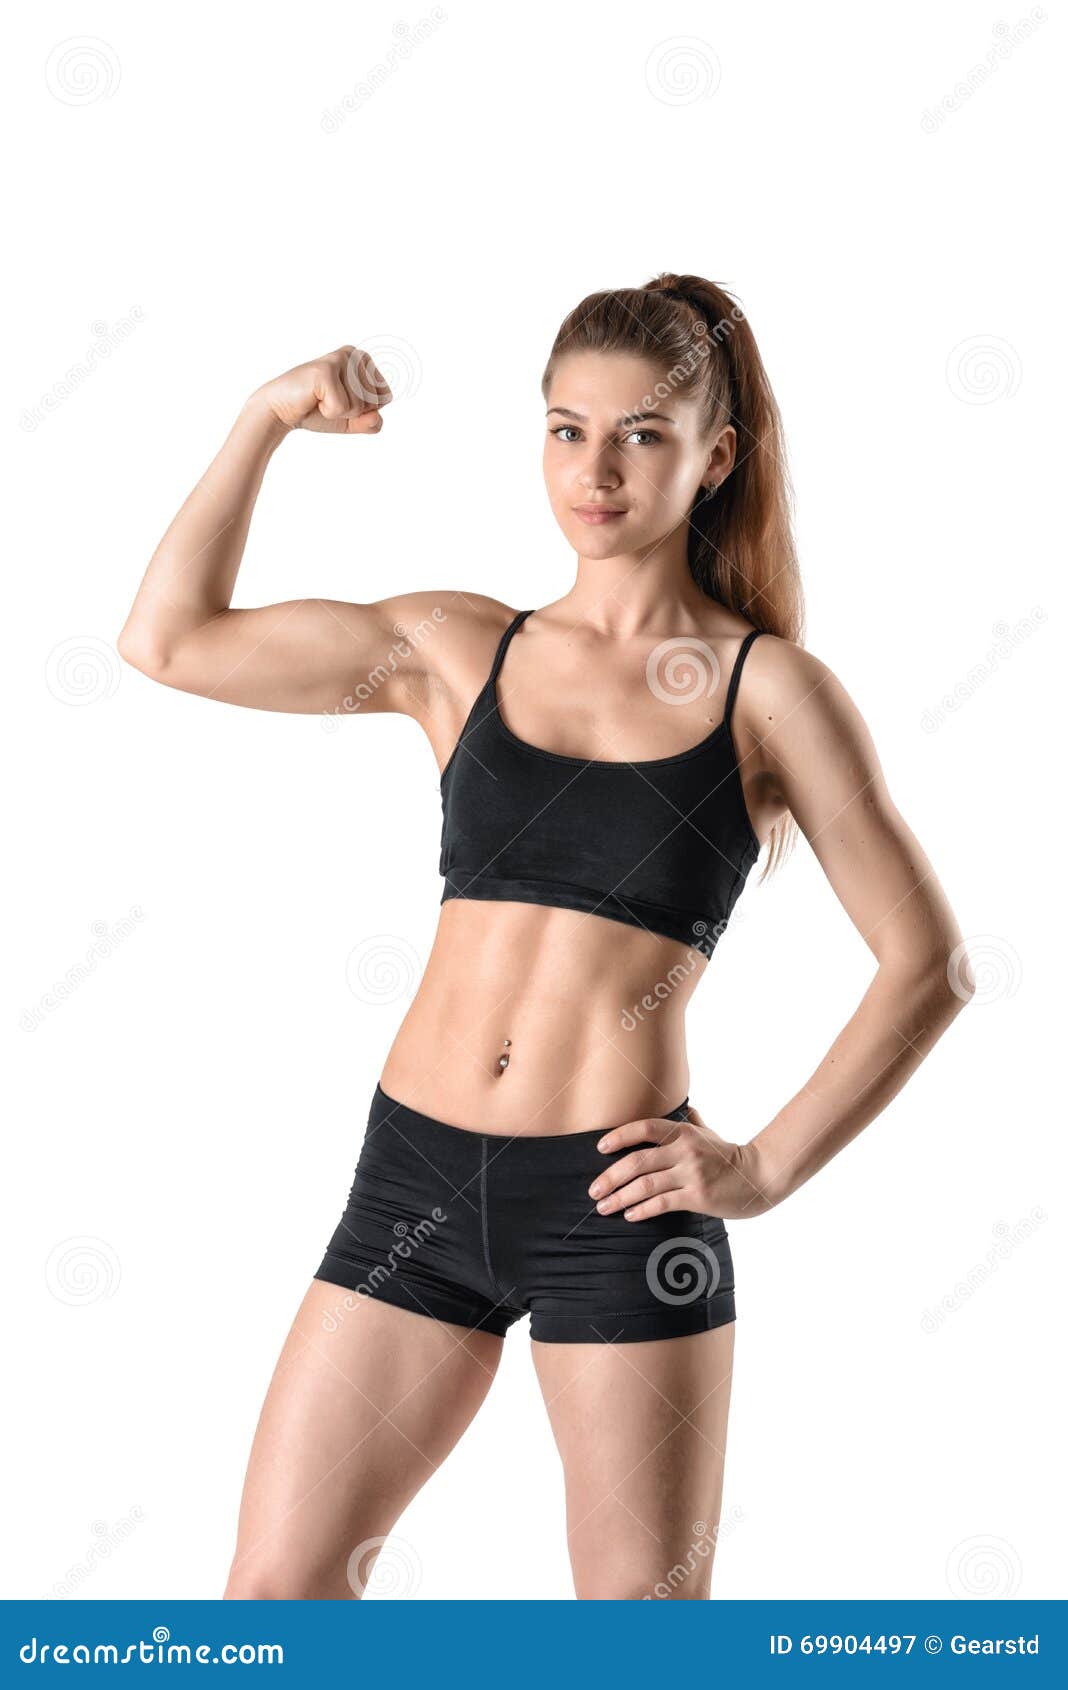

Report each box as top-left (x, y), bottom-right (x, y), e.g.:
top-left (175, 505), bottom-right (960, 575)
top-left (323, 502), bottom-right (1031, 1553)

top-left (139, 592), bottom-right (442, 716)
top-left (762, 651), bottom-right (963, 971)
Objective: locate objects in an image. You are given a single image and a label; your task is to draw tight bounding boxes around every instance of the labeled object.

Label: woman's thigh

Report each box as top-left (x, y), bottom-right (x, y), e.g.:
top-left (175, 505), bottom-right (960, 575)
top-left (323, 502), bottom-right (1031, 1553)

top-left (531, 1323), bottom-right (735, 1600)
top-left (224, 1278), bottom-right (503, 1599)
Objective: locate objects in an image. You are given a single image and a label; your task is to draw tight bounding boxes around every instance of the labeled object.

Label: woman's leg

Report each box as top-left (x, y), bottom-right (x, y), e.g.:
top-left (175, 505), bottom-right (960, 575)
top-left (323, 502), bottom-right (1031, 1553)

top-left (224, 1278), bottom-right (504, 1599)
top-left (530, 1324), bottom-right (735, 1600)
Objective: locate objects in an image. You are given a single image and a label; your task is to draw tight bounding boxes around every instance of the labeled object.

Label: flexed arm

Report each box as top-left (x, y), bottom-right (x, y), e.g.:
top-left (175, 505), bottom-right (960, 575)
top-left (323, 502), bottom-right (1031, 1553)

top-left (116, 346), bottom-right (433, 717)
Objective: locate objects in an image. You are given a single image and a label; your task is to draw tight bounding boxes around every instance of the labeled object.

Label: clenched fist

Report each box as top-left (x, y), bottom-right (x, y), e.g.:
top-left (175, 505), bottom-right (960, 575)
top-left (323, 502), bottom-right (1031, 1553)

top-left (248, 346), bottom-right (393, 434)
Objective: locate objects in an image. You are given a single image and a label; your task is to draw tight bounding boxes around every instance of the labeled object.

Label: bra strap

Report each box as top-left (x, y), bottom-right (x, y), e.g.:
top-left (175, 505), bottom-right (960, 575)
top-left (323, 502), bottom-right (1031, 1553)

top-left (487, 607), bottom-right (534, 684)
top-left (723, 629), bottom-right (764, 729)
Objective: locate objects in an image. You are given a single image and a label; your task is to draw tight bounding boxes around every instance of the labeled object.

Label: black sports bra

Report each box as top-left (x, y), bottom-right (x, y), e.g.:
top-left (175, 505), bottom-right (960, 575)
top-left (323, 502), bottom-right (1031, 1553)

top-left (438, 609), bottom-right (765, 960)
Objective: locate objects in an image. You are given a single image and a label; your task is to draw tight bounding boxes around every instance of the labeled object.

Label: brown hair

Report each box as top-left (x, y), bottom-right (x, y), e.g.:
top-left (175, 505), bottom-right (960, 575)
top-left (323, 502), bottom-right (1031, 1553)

top-left (541, 272), bottom-right (804, 876)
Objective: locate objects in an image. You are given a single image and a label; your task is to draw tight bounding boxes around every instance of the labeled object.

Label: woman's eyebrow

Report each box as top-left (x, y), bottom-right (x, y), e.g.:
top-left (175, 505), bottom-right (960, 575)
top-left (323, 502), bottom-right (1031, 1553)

top-left (546, 406), bottom-right (678, 427)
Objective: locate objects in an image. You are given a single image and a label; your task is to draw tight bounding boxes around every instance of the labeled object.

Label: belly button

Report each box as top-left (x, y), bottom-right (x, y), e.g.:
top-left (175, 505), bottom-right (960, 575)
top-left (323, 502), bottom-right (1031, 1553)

top-left (496, 1037), bottom-right (512, 1075)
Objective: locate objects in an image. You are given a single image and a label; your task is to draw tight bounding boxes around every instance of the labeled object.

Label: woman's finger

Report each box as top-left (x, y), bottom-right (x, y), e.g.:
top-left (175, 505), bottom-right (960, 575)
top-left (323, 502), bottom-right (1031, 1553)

top-left (594, 1166), bottom-right (686, 1215)
top-left (596, 1114), bottom-right (683, 1156)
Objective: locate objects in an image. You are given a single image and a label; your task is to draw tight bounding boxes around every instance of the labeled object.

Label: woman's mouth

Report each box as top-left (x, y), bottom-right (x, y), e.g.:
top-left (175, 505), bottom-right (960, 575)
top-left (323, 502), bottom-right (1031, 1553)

top-left (573, 505), bottom-right (627, 526)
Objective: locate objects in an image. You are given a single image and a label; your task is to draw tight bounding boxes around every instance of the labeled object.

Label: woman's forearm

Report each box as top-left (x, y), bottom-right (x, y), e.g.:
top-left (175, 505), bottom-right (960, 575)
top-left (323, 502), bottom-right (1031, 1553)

top-left (748, 957), bottom-right (973, 1209)
top-left (117, 396), bottom-right (290, 669)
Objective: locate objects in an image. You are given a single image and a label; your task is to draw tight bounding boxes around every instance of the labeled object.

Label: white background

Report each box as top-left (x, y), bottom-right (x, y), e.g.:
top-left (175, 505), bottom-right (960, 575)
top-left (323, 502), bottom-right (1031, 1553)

top-left (5, 0), bottom-right (1063, 1601)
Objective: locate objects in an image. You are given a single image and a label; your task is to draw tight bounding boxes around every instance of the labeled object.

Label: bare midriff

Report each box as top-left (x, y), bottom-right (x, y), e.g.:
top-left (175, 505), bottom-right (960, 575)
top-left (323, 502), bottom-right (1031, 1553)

top-left (378, 897), bottom-right (707, 1138)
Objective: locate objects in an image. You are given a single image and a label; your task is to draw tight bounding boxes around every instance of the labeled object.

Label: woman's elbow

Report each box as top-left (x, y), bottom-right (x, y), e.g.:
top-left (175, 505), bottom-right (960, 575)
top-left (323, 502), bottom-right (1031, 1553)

top-left (117, 626), bottom-right (170, 680)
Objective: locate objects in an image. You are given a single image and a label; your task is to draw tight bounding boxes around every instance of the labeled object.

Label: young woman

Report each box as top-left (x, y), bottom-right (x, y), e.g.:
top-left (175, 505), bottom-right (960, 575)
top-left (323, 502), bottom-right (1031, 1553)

top-left (118, 274), bottom-right (974, 1600)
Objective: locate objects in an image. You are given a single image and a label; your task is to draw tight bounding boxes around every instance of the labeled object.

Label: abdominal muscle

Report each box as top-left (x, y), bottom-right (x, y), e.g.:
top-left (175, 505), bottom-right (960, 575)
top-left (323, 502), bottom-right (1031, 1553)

top-left (378, 897), bottom-right (707, 1138)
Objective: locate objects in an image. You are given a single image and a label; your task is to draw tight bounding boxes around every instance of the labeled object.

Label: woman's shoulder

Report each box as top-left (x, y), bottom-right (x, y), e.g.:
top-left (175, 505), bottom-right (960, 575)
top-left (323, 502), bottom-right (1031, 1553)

top-left (732, 625), bottom-right (869, 764)
top-left (371, 590), bottom-right (520, 668)
top-left (373, 591), bottom-right (526, 714)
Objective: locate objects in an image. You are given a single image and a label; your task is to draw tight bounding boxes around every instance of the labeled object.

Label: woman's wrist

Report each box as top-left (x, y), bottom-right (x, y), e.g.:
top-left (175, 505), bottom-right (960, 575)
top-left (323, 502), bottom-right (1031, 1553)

top-left (236, 390), bottom-right (294, 451)
top-left (742, 1127), bottom-right (795, 1211)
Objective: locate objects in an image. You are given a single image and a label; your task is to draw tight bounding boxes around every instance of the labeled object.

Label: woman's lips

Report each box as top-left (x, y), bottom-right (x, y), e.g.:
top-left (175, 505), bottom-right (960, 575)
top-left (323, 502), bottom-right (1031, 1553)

top-left (573, 506), bottom-right (626, 525)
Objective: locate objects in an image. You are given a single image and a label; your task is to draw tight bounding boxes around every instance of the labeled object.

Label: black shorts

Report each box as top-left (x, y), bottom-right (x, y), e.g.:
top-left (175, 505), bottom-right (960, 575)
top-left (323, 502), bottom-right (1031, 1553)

top-left (313, 1083), bottom-right (736, 1344)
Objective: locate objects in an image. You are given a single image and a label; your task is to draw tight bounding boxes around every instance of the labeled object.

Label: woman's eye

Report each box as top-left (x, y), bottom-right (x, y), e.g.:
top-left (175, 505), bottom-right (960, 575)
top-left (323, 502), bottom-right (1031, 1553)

top-left (550, 426), bottom-right (660, 446)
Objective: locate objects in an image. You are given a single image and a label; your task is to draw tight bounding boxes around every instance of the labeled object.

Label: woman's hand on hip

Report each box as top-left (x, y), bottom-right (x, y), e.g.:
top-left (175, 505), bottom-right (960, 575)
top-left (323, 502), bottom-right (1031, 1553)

top-left (588, 1103), bottom-right (778, 1222)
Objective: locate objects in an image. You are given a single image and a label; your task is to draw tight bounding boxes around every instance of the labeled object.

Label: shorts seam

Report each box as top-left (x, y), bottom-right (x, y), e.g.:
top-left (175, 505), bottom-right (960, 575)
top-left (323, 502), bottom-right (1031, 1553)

top-left (478, 1138), bottom-right (515, 1307)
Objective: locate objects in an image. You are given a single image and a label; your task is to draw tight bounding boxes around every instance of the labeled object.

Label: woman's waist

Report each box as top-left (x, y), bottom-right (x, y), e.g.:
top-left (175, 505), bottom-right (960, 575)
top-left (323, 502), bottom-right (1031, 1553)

top-left (379, 1033), bottom-right (691, 1139)
top-left (381, 919), bottom-right (695, 1135)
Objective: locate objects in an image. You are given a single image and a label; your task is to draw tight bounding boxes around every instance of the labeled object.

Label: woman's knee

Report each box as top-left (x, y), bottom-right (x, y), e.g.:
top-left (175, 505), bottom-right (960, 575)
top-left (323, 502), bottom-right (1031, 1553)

top-left (224, 1555), bottom-right (356, 1601)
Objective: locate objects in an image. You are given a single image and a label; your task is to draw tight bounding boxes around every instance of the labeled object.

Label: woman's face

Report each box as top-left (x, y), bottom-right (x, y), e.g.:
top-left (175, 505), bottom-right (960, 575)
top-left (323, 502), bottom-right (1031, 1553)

top-left (542, 349), bottom-right (735, 558)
